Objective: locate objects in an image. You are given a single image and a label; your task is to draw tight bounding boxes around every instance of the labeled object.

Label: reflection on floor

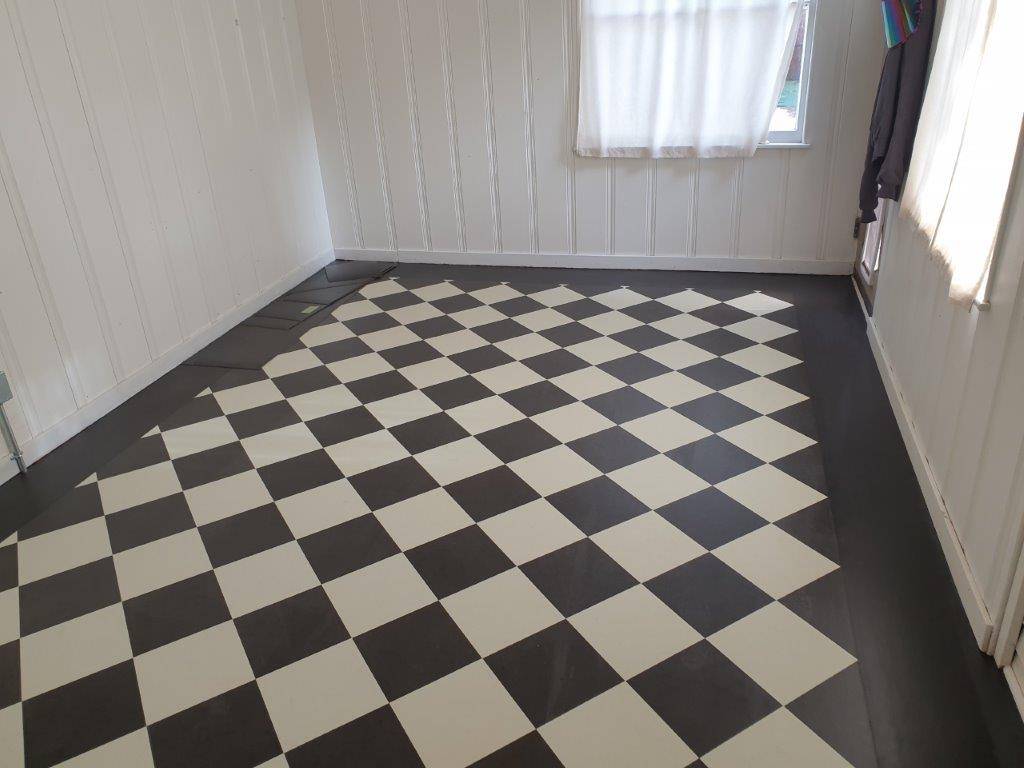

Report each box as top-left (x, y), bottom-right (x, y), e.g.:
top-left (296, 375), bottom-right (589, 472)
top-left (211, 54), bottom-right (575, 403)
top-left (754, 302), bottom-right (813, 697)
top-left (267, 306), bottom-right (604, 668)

top-left (1, 270), bottom-right (871, 766)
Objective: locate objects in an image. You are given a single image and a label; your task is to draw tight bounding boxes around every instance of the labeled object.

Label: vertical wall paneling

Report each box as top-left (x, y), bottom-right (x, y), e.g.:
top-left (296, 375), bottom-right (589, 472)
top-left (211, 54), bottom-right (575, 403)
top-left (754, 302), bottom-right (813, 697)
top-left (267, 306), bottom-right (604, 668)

top-left (303, 0), bottom-right (880, 268)
top-left (781, 0), bottom-right (853, 261)
top-left (485, 0), bottom-right (533, 254)
top-left (0, 0), bottom-right (331, 464)
top-left (443, 0), bottom-right (497, 253)
top-left (294, 0), bottom-right (358, 248)
top-left (869, 148), bottom-right (1024, 646)
top-left (363, 0), bottom-right (418, 251)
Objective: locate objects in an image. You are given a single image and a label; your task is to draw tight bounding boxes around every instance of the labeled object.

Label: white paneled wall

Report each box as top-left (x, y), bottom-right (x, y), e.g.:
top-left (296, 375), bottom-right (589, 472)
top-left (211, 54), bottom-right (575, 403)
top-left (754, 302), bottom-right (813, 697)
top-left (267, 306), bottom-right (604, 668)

top-left (867, 157), bottom-right (1024, 649)
top-left (0, 0), bottom-right (331, 468)
top-left (297, 0), bottom-right (882, 272)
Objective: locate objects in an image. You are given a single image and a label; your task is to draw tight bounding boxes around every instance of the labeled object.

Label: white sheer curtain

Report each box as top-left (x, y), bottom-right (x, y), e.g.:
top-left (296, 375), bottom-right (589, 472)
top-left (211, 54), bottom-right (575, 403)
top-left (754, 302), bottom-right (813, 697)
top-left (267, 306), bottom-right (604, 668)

top-left (576, 0), bottom-right (802, 158)
top-left (901, 0), bottom-right (1024, 306)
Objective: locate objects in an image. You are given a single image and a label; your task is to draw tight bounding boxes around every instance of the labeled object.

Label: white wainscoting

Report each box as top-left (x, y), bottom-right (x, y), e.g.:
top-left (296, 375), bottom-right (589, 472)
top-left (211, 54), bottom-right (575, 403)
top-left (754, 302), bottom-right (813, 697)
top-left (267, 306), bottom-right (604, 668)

top-left (868, 155), bottom-right (1024, 651)
top-left (297, 0), bottom-right (882, 271)
top-left (0, 0), bottom-right (332, 466)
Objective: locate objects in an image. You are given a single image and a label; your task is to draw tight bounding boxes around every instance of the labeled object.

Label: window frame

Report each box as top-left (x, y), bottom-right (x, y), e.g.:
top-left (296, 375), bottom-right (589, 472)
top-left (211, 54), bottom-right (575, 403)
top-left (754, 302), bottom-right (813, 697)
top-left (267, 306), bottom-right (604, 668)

top-left (764, 0), bottom-right (817, 147)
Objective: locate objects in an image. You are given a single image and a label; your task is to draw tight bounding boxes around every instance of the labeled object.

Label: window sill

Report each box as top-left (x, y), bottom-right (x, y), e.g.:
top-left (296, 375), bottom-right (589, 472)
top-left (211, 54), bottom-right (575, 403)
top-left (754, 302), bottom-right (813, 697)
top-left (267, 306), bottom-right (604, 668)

top-left (759, 141), bottom-right (811, 149)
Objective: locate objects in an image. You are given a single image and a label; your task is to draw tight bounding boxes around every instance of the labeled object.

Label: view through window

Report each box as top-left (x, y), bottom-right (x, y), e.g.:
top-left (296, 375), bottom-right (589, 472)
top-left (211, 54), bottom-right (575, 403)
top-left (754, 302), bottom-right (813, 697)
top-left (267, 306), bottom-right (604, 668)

top-left (768, 0), bottom-right (814, 143)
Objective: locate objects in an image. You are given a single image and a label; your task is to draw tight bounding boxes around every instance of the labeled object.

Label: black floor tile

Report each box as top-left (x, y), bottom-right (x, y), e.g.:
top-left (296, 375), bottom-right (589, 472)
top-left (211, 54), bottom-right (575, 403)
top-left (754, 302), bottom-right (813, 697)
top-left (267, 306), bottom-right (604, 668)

top-left (686, 329), bottom-right (755, 356)
top-left (521, 539), bottom-right (636, 616)
top-left (199, 504), bottom-right (294, 567)
top-left (598, 354), bottom-right (670, 385)
top-left (347, 457), bottom-right (439, 511)
top-left (123, 572), bottom-right (231, 655)
top-left (271, 367), bottom-right (341, 399)
top-left (226, 400), bottom-right (301, 440)
top-left (96, 434), bottom-right (171, 480)
top-left (173, 443), bottom-right (253, 490)
top-left (406, 525), bottom-right (513, 599)
top-left (390, 412), bottom-right (470, 455)
top-left (477, 419), bottom-right (559, 463)
top-left (522, 349), bottom-right (588, 379)
top-left (258, 450), bottom-right (344, 501)
top-left (105, 494), bottom-right (196, 555)
top-left (547, 476), bottom-right (647, 535)
top-left (355, 603), bottom-right (478, 700)
top-left (657, 488), bottom-right (766, 550)
top-left (445, 466), bottom-right (539, 522)
top-left (674, 393), bottom-right (759, 432)
top-left (645, 555), bottom-right (772, 636)
top-left (234, 587), bottom-right (349, 677)
top-left (423, 376), bottom-right (493, 410)
top-left (472, 731), bottom-right (562, 767)
top-left (298, 514), bottom-right (399, 583)
top-left (681, 358), bottom-right (758, 391)
top-left (306, 406), bottom-right (383, 447)
top-left (631, 641), bottom-right (777, 756)
top-left (287, 705), bottom-right (424, 768)
top-left (346, 371), bottom-right (415, 404)
top-left (0, 639), bottom-right (19, 709)
top-left (16, 484), bottom-right (103, 541)
top-left (666, 435), bottom-right (761, 484)
top-left (147, 681), bottom-right (282, 768)
top-left (610, 325), bottom-right (676, 352)
top-left (450, 345), bottom-right (514, 374)
top-left (585, 387), bottom-right (662, 423)
top-left (501, 381), bottom-right (575, 417)
top-left (567, 426), bottom-right (657, 473)
top-left (19, 558), bottom-right (121, 636)
top-left (23, 661), bottom-right (145, 768)
top-left (486, 621), bottom-right (620, 727)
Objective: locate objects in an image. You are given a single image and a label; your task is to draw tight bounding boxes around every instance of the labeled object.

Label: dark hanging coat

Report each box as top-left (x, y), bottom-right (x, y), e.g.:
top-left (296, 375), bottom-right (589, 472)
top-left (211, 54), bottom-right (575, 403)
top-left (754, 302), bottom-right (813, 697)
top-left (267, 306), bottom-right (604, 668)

top-left (859, 0), bottom-right (936, 223)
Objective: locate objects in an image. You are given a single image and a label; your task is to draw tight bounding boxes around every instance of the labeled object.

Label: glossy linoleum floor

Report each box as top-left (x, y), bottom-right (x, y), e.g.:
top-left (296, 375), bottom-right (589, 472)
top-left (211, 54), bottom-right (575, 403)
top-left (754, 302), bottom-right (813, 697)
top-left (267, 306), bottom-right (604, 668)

top-left (0, 271), bottom-right (872, 767)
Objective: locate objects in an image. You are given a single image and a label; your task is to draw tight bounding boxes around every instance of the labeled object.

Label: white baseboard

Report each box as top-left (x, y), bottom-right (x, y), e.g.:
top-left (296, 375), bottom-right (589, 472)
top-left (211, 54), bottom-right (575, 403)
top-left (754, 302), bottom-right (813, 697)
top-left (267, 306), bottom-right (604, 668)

top-left (0, 456), bottom-right (17, 485)
top-left (865, 313), bottom-right (994, 649)
top-left (17, 251), bottom-right (335, 469)
top-left (339, 248), bottom-right (854, 276)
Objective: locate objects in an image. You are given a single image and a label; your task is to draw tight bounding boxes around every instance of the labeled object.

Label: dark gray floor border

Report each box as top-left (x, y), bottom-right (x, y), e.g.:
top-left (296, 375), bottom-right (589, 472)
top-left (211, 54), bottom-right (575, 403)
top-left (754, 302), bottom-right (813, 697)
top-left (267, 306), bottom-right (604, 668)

top-left (2, 262), bottom-right (1022, 766)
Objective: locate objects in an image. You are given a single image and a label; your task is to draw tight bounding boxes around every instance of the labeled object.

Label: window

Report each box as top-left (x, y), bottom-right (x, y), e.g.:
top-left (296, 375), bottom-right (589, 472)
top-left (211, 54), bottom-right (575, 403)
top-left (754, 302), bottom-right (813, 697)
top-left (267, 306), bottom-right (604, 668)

top-left (577, 0), bottom-right (811, 159)
top-left (767, 0), bottom-right (815, 145)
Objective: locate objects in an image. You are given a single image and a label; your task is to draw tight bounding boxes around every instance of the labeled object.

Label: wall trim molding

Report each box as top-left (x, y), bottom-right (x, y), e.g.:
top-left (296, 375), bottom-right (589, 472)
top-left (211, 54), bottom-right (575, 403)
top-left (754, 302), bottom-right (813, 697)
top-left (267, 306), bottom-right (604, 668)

top-left (15, 251), bottom-right (335, 468)
top-left (863, 299), bottom-right (994, 649)
top-left (337, 248), bottom-right (854, 275)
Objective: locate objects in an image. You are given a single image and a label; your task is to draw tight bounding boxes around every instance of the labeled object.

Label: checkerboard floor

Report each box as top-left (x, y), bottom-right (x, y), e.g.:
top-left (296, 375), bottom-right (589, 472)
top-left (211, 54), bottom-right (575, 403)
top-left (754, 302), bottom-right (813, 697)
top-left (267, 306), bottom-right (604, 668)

top-left (0, 272), bottom-right (870, 767)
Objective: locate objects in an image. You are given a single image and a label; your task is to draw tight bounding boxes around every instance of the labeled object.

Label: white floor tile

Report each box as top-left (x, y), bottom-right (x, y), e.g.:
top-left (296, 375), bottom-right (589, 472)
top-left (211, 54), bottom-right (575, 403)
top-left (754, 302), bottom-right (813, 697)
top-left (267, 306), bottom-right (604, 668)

top-left (215, 542), bottom-right (319, 616)
top-left (20, 604), bottom-right (132, 698)
top-left (161, 417), bottom-right (237, 460)
top-left (479, 499), bottom-right (585, 565)
top-left (325, 554), bottom-right (436, 635)
top-left (609, 455), bottom-right (708, 509)
top-left (510, 446), bottom-right (601, 497)
top-left (416, 437), bottom-right (503, 486)
top-left (135, 622), bottom-right (253, 724)
top-left (276, 479), bottom-right (371, 538)
top-left (374, 488), bottom-right (473, 550)
top-left (113, 529), bottom-right (211, 601)
top-left (719, 416), bottom-right (815, 462)
top-left (570, 586), bottom-right (700, 679)
top-left (622, 409), bottom-right (710, 452)
top-left (709, 603), bottom-right (854, 705)
top-left (592, 512), bottom-right (704, 581)
top-left (540, 684), bottom-right (697, 768)
top-left (717, 465), bottom-right (825, 522)
top-left (443, 569), bottom-right (562, 656)
top-left (713, 525), bottom-right (837, 599)
top-left (393, 660), bottom-right (533, 768)
top-left (184, 470), bottom-right (272, 525)
top-left (17, 517), bottom-right (111, 585)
